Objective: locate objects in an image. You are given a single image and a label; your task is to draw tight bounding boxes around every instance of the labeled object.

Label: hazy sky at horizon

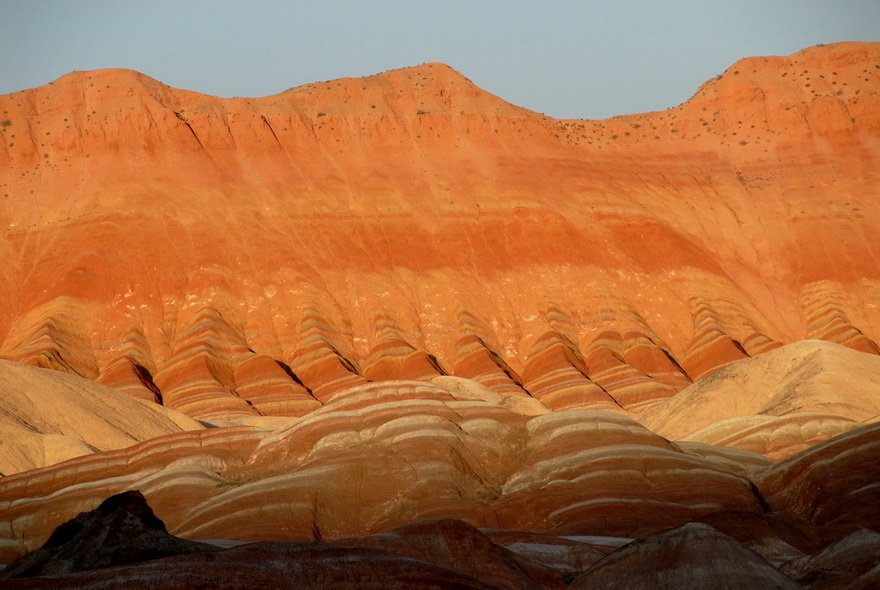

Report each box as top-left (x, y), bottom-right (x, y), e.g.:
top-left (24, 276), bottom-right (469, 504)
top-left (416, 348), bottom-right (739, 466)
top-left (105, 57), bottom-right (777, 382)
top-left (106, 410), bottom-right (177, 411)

top-left (3, 1), bottom-right (878, 119)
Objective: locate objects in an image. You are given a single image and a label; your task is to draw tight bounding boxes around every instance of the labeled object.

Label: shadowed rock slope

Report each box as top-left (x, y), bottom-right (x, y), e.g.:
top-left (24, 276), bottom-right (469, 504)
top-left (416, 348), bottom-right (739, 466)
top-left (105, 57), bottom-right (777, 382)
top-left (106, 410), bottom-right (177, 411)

top-left (2, 501), bottom-right (504, 589)
top-left (780, 528), bottom-right (880, 589)
top-left (754, 421), bottom-right (880, 532)
top-left (569, 522), bottom-right (802, 590)
top-left (15, 492), bottom-right (879, 589)
top-left (1, 490), bottom-right (217, 579)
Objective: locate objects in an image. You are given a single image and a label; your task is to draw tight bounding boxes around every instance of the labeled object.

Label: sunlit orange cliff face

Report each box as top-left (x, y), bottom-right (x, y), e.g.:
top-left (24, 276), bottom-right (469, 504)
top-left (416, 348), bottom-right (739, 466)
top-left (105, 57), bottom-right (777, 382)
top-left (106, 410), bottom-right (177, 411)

top-left (0, 42), bottom-right (879, 587)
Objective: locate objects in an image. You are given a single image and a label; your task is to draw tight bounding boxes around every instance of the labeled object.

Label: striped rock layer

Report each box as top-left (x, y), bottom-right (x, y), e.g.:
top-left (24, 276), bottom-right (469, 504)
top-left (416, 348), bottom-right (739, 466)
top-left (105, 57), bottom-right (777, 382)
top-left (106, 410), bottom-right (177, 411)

top-left (1, 43), bottom-right (880, 580)
top-left (0, 380), bottom-right (764, 562)
top-left (0, 43), bottom-right (877, 428)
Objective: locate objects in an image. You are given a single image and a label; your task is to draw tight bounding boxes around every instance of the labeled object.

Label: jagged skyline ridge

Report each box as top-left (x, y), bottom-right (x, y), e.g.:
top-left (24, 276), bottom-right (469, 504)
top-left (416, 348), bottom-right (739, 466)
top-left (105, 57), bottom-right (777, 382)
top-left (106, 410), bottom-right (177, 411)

top-left (2, 1), bottom-right (879, 119)
top-left (0, 42), bottom-right (877, 427)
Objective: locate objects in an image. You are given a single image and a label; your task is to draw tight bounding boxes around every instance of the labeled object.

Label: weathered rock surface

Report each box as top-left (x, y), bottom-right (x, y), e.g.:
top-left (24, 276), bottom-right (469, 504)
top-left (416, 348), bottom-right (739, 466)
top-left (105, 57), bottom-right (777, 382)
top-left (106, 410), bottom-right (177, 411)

top-left (754, 422), bottom-right (880, 531)
top-left (569, 522), bottom-right (802, 589)
top-left (1, 490), bottom-right (217, 579)
top-left (0, 43), bottom-right (877, 428)
top-left (0, 497), bottom-right (579, 589)
top-left (0, 382), bottom-right (764, 562)
top-left (1, 542), bottom-right (501, 589)
top-left (848, 565), bottom-right (880, 590)
top-left (486, 530), bottom-right (608, 582)
top-left (13, 492), bottom-right (880, 590)
top-left (692, 510), bottom-right (859, 557)
top-left (0, 425), bottom-right (265, 564)
top-left (641, 340), bottom-right (880, 459)
top-left (0, 360), bottom-right (201, 475)
top-left (780, 528), bottom-right (880, 588)
top-left (335, 518), bottom-right (566, 589)
top-left (1, 42), bottom-right (880, 588)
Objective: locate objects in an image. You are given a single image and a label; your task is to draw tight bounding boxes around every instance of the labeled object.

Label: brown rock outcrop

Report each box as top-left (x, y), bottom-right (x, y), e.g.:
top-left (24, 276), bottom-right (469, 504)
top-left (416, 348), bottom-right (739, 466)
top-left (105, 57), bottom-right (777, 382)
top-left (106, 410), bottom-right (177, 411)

top-left (754, 422), bottom-right (880, 531)
top-left (780, 528), bottom-right (880, 588)
top-left (336, 518), bottom-right (565, 589)
top-left (569, 522), bottom-right (802, 590)
top-left (486, 530), bottom-right (608, 582)
top-left (0, 425), bottom-right (264, 564)
top-left (1, 490), bottom-right (218, 579)
top-left (2, 543), bottom-right (501, 590)
top-left (1, 493), bottom-right (569, 589)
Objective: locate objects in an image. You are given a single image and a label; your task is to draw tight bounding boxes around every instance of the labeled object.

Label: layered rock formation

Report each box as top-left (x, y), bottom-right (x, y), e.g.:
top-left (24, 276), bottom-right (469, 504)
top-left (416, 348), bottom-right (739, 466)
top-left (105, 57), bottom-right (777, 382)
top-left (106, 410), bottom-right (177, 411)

top-left (0, 383), bottom-right (766, 561)
top-left (641, 340), bottom-right (880, 459)
top-left (1, 42), bottom-right (879, 586)
top-left (9, 491), bottom-right (880, 589)
top-left (780, 528), bottom-right (880, 588)
top-left (569, 522), bottom-right (802, 590)
top-left (0, 43), bottom-right (878, 424)
top-left (755, 421), bottom-right (880, 532)
top-left (0, 360), bottom-right (201, 475)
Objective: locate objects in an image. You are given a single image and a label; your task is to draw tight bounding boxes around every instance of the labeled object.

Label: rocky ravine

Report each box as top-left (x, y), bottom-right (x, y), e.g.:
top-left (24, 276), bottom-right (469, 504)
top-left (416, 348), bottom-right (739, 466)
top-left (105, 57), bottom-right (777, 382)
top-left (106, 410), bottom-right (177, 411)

top-left (0, 42), bottom-right (879, 586)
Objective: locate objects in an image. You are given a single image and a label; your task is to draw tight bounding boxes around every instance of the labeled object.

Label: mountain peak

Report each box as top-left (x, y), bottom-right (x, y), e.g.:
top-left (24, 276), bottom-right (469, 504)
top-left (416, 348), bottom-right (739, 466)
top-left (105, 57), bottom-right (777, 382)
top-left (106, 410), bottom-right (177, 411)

top-left (685, 41), bottom-right (880, 103)
top-left (277, 61), bottom-right (531, 119)
top-left (38, 68), bottom-right (173, 97)
top-left (666, 41), bottom-right (880, 141)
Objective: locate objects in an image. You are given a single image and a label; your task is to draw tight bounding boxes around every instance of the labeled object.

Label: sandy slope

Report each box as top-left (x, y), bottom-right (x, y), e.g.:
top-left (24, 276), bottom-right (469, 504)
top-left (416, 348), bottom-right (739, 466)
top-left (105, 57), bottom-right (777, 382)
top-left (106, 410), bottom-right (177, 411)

top-left (640, 340), bottom-right (880, 458)
top-left (0, 360), bottom-right (201, 475)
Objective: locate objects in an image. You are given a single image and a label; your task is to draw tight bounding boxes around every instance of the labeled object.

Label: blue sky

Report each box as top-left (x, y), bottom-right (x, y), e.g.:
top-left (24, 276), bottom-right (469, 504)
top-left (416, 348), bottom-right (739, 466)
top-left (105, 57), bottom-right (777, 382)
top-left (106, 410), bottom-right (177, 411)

top-left (3, 1), bottom-right (878, 119)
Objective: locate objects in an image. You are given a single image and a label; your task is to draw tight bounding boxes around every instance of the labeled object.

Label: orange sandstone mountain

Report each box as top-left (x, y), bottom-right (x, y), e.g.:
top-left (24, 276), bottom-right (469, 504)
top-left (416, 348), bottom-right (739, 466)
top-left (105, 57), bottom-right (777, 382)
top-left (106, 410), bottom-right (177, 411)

top-left (0, 42), bottom-right (878, 413)
top-left (1, 42), bottom-right (880, 584)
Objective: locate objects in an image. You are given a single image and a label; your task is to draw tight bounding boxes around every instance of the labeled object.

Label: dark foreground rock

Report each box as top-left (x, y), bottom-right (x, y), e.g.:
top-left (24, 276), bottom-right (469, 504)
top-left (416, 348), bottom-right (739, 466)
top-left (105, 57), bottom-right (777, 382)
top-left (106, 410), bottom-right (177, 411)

top-left (569, 522), bottom-right (802, 590)
top-left (1, 541), bottom-right (500, 589)
top-left (1, 490), bottom-right (218, 579)
top-left (780, 528), bottom-right (880, 588)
